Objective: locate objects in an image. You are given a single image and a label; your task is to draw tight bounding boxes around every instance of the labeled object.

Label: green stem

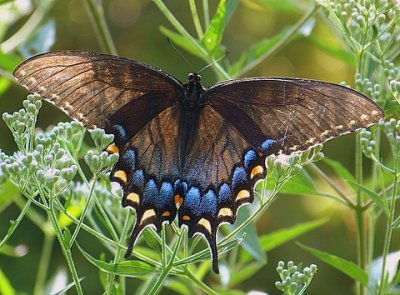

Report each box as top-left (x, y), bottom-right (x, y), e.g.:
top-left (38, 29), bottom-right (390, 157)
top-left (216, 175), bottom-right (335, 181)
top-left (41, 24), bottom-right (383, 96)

top-left (68, 175), bottom-right (98, 248)
top-left (83, 0), bottom-right (117, 55)
top-left (202, 0), bottom-right (210, 27)
top-left (355, 132), bottom-right (367, 295)
top-left (240, 5), bottom-right (319, 76)
top-left (105, 212), bottom-right (132, 294)
top-left (308, 163), bottom-right (355, 207)
top-left (33, 230), bottom-right (55, 295)
top-left (0, 199), bottom-right (32, 247)
top-left (147, 228), bottom-right (186, 294)
top-left (185, 268), bottom-right (218, 295)
top-left (189, 0), bottom-right (204, 38)
top-left (377, 157), bottom-right (398, 295)
top-left (47, 198), bottom-right (83, 295)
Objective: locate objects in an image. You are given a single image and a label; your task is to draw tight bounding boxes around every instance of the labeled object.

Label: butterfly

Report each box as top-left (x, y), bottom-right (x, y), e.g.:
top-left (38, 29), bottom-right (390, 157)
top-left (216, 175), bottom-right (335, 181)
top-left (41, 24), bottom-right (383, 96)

top-left (13, 51), bottom-right (384, 273)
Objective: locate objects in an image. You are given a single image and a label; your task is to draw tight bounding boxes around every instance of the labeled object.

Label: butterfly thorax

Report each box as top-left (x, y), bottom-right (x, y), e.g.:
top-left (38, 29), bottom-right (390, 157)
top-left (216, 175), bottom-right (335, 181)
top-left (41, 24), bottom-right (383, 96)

top-left (178, 73), bottom-right (206, 166)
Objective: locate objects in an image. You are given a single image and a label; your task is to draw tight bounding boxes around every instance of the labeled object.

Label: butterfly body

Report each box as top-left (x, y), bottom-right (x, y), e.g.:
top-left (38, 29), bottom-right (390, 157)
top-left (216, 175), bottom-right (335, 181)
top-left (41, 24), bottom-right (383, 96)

top-left (13, 51), bottom-right (384, 273)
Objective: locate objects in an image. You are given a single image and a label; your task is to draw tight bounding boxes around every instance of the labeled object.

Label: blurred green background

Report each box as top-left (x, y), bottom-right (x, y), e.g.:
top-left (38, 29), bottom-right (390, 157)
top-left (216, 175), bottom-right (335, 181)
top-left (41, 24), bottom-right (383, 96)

top-left (0, 0), bottom-right (393, 294)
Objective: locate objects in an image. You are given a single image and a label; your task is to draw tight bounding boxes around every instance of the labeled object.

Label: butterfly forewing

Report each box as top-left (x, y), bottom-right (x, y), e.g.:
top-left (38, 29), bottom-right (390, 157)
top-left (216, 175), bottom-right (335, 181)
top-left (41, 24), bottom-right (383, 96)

top-left (13, 51), bottom-right (182, 129)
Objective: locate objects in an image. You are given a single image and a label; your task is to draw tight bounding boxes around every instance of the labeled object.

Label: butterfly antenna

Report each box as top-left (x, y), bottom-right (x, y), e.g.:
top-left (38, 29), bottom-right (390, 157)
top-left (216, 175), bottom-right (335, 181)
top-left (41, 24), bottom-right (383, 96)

top-left (198, 51), bottom-right (229, 74)
top-left (167, 38), bottom-right (195, 72)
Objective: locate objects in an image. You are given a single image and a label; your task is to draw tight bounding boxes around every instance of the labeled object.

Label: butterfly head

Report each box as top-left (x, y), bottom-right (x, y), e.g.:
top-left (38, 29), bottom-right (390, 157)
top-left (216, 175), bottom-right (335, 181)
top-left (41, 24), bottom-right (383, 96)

top-left (188, 72), bottom-right (202, 83)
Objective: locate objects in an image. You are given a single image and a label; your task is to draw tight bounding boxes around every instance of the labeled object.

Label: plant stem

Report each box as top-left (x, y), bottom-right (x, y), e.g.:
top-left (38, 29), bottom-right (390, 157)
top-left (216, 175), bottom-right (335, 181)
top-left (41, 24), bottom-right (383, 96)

top-left (186, 268), bottom-right (218, 295)
top-left (308, 163), bottom-right (355, 207)
top-left (355, 132), bottom-right (367, 295)
top-left (33, 230), bottom-right (55, 295)
top-left (240, 5), bottom-right (319, 76)
top-left (48, 198), bottom-right (83, 295)
top-left (83, 0), bottom-right (117, 55)
top-left (202, 0), bottom-right (210, 27)
top-left (377, 157), bottom-right (398, 295)
top-left (68, 175), bottom-right (98, 248)
top-left (105, 212), bottom-right (132, 294)
top-left (147, 228), bottom-right (185, 294)
top-left (189, 0), bottom-right (204, 38)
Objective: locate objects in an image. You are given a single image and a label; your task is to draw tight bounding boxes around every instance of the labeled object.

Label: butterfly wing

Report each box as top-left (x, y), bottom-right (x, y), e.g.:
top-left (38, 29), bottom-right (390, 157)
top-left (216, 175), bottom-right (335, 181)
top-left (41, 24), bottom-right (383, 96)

top-left (13, 51), bottom-right (182, 130)
top-left (178, 77), bottom-right (383, 273)
top-left (205, 78), bottom-right (384, 154)
top-left (13, 51), bottom-right (185, 256)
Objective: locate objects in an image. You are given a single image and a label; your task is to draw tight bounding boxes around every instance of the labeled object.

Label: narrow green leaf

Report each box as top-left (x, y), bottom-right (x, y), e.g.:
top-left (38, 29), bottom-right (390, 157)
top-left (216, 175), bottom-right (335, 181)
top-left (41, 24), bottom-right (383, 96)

top-left (53, 278), bottom-right (85, 295)
top-left (0, 268), bottom-right (15, 295)
top-left (0, 181), bottom-right (19, 212)
top-left (308, 34), bottom-right (355, 66)
top-left (228, 206), bottom-right (266, 262)
top-left (279, 170), bottom-right (319, 195)
top-left (298, 243), bottom-right (369, 286)
top-left (224, 0), bottom-right (239, 24)
top-left (229, 262), bottom-right (264, 287)
top-left (202, 0), bottom-right (226, 53)
top-left (159, 26), bottom-right (203, 59)
top-left (260, 218), bottom-right (328, 252)
top-left (78, 245), bottom-right (156, 277)
top-left (165, 279), bottom-right (192, 295)
top-left (347, 180), bottom-right (388, 215)
top-left (142, 228), bottom-right (162, 255)
top-left (323, 157), bottom-right (356, 182)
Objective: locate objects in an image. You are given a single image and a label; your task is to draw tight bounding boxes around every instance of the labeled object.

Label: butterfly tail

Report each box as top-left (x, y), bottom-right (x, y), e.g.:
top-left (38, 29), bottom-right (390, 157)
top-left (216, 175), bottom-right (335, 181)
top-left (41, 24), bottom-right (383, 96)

top-left (210, 232), bottom-right (219, 274)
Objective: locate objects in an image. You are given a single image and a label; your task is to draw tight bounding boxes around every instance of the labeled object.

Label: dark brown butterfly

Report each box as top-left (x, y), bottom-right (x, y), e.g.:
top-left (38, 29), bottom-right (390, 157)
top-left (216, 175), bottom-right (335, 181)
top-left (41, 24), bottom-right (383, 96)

top-left (13, 51), bottom-right (384, 273)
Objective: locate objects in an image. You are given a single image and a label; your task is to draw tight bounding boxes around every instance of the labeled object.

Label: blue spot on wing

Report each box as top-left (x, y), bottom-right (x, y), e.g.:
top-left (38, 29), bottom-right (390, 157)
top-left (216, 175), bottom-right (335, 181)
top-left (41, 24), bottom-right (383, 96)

top-left (143, 179), bottom-right (158, 205)
top-left (232, 167), bottom-right (247, 190)
top-left (158, 181), bottom-right (175, 212)
top-left (261, 138), bottom-right (277, 153)
top-left (132, 170), bottom-right (144, 189)
top-left (218, 183), bottom-right (232, 203)
top-left (183, 187), bottom-right (201, 215)
top-left (244, 150), bottom-right (257, 169)
top-left (200, 190), bottom-right (217, 216)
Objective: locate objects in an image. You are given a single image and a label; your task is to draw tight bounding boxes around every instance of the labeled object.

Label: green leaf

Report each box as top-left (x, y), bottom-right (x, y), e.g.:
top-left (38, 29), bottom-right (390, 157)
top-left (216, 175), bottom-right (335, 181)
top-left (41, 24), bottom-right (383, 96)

top-left (0, 268), bottom-right (15, 295)
top-left (165, 279), bottom-right (193, 295)
top-left (260, 218), bottom-right (328, 252)
top-left (78, 245), bottom-right (156, 277)
top-left (323, 157), bottom-right (356, 182)
top-left (0, 181), bottom-right (19, 212)
top-left (347, 180), bottom-right (388, 215)
top-left (298, 243), bottom-right (369, 286)
top-left (224, 0), bottom-right (239, 24)
top-left (142, 228), bottom-right (162, 255)
top-left (279, 170), bottom-right (319, 195)
top-left (230, 262), bottom-right (264, 287)
top-left (228, 206), bottom-right (266, 262)
top-left (202, 0), bottom-right (226, 53)
top-left (228, 29), bottom-right (287, 77)
top-left (308, 34), bottom-right (355, 66)
top-left (159, 26), bottom-right (203, 59)
top-left (0, 50), bottom-right (20, 72)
